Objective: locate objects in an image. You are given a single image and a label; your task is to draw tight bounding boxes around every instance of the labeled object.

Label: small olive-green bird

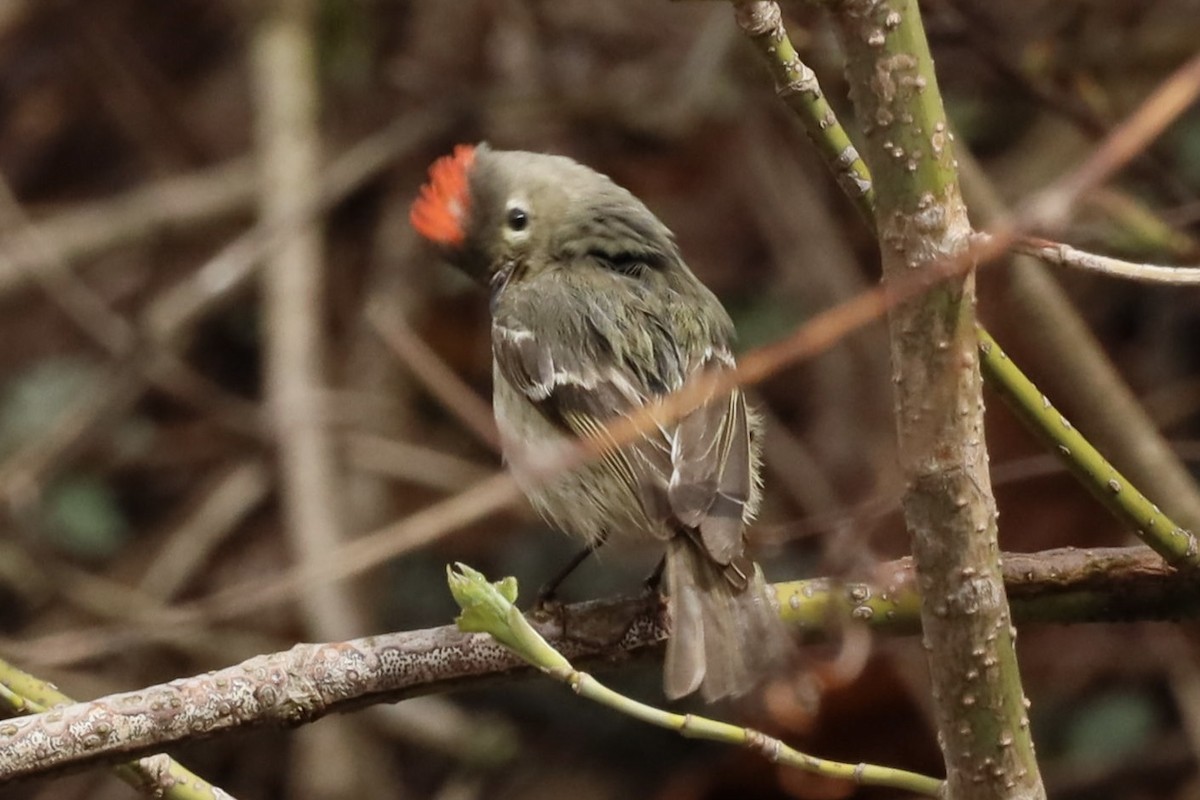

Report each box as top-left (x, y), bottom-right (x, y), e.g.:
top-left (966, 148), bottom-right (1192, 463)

top-left (411, 144), bottom-right (790, 701)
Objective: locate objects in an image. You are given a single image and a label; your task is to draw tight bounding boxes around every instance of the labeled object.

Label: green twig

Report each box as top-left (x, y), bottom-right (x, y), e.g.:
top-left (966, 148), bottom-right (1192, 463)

top-left (0, 657), bottom-right (235, 799)
top-left (731, 1), bottom-right (875, 221)
top-left (977, 327), bottom-right (1200, 568)
top-left (447, 564), bottom-right (944, 797)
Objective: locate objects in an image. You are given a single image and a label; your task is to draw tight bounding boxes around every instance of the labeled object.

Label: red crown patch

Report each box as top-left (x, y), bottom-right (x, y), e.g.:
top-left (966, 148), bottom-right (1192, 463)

top-left (410, 144), bottom-right (476, 246)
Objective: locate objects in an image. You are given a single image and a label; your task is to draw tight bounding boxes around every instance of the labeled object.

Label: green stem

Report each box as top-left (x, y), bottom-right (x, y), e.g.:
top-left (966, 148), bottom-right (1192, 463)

top-left (978, 327), bottom-right (1200, 567)
top-left (775, 546), bottom-right (1200, 634)
top-left (827, 0), bottom-right (1043, 793)
top-left (731, 1), bottom-right (875, 223)
top-left (448, 564), bottom-right (944, 797)
top-left (571, 672), bottom-right (943, 796)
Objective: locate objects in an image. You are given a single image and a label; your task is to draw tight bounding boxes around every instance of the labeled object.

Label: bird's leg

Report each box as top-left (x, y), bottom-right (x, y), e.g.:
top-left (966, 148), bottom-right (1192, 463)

top-left (642, 556), bottom-right (666, 594)
top-left (533, 531), bottom-right (609, 610)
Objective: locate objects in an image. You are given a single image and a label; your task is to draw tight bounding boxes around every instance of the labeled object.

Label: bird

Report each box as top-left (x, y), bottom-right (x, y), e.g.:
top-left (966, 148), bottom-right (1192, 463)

top-left (411, 143), bottom-right (790, 701)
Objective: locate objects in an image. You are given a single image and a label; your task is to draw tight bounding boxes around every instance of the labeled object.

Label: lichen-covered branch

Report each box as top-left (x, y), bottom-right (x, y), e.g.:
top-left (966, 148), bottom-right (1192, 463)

top-left (0, 658), bottom-right (235, 799)
top-left (0, 593), bottom-right (667, 785)
top-left (830, 0), bottom-right (1044, 796)
top-left (0, 546), bottom-right (1191, 785)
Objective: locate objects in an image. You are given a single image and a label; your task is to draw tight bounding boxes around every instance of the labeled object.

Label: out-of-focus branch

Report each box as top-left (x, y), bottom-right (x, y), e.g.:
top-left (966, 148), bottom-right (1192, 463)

top-left (0, 159), bottom-right (255, 299)
top-left (0, 177), bottom-right (136, 355)
top-left (1021, 51), bottom-right (1200, 230)
top-left (138, 459), bottom-right (273, 601)
top-left (0, 114), bottom-right (445, 511)
top-left (366, 303), bottom-right (501, 452)
top-left (250, 2), bottom-right (376, 797)
top-left (251, 0), bottom-right (360, 643)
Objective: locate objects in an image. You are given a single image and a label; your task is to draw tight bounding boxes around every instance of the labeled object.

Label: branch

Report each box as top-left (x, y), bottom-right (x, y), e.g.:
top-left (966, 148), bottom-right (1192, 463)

top-left (728, 0), bottom-right (1200, 547)
top-left (0, 546), bottom-right (1191, 785)
top-left (729, 2), bottom-right (874, 221)
top-left (828, 0), bottom-right (1043, 795)
top-left (1013, 235), bottom-right (1200, 285)
top-left (0, 657), bottom-right (235, 799)
top-left (252, 0), bottom-right (361, 641)
top-left (957, 147), bottom-right (1200, 535)
top-left (447, 565), bottom-right (943, 796)
top-left (1021, 51), bottom-right (1200, 230)
top-left (978, 328), bottom-right (1200, 568)
top-left (0, 159), bottom-right (254, 299)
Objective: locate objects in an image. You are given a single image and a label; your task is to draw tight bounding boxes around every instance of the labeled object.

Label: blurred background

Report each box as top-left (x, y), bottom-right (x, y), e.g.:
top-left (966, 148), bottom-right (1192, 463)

top-left (1, 1), bottom-right (1199, 798)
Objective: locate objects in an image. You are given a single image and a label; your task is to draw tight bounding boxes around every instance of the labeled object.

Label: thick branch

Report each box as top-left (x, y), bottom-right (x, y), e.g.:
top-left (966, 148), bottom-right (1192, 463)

top-left (729, 0), bottom-right (1200, 559)
top-left (0, 658), bottom-right (235, 799)
top-left (0, 546), bottom-right (1190, 785)
top-left (831, 0), bottom-right (1043, 796)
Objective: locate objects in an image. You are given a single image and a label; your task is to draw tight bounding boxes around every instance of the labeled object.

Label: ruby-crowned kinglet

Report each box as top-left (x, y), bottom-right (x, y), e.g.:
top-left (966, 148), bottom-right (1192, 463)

top-left (411, 144), bottom-right (790, 701)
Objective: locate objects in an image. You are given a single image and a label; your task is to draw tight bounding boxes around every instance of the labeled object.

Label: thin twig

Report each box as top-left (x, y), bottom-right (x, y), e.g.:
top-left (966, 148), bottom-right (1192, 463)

top-left (1014, 235), bottom-right (1200, 285)
top-left (978, 328), bottom-right (1199, 566)
top-left (958, 148), bottom-right (1200, 533)
top-left (448, 565), bottom-right (944, 796)
top-left (729, 1), bottom-right (874, 222)
top-left (366, 302), bottom-right (501, 452)
top-left (1022, 50), bottom-right (1200, 230)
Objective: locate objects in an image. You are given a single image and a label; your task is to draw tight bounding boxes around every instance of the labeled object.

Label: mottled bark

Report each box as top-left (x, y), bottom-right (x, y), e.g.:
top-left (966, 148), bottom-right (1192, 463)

top-left (831, 0), bottom-right (1045, 796)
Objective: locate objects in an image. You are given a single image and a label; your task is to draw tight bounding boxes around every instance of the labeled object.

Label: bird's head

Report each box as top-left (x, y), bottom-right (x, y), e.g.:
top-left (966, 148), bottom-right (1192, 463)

top-left (410, 144), bottom-right (679, 281)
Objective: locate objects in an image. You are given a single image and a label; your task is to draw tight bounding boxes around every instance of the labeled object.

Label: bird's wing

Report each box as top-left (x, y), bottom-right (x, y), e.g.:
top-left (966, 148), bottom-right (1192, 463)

top-left (666, 367), bottom-right (755, 570)
top-left (493, 300), bottom-right (754, 567)
top-left (492, 313), bottom-right (672, 522)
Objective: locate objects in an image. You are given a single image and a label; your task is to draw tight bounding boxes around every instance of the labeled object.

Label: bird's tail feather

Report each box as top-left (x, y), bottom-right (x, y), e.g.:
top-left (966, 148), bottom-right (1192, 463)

top-left (662, 537), bottom-right (790, 702)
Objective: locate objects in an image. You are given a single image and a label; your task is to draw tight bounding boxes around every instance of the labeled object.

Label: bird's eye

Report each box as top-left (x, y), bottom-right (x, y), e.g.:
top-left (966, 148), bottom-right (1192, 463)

top-left (506, 207), bottom-right (529, 232)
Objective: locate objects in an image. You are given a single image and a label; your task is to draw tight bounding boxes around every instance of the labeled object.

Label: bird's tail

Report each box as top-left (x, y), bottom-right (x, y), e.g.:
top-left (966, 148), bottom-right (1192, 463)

top-left (662, 537), bottom-right (791, 702)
